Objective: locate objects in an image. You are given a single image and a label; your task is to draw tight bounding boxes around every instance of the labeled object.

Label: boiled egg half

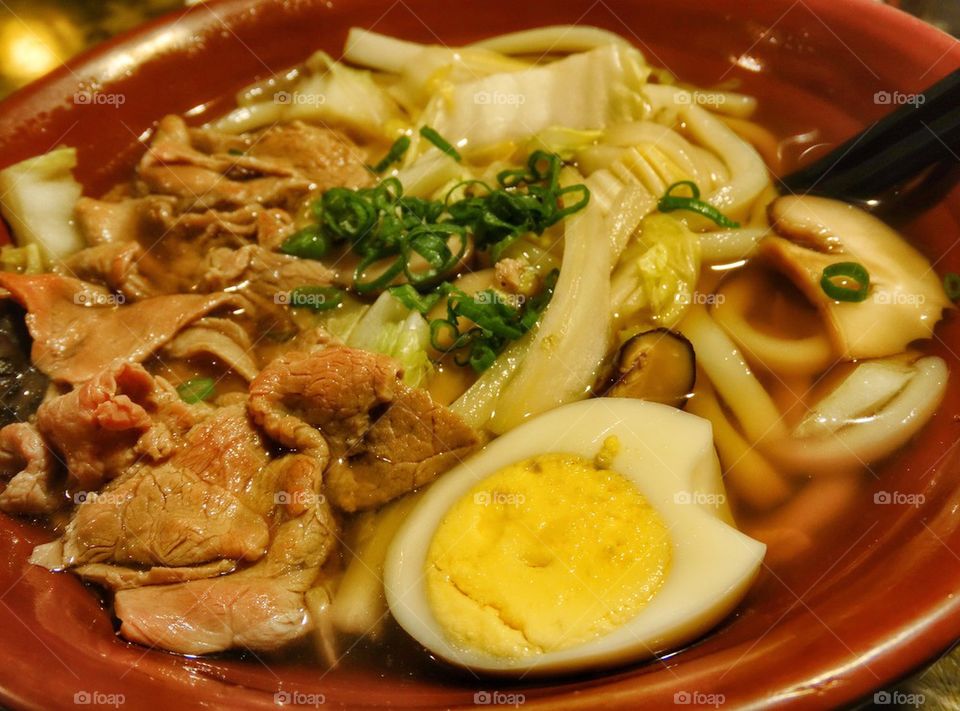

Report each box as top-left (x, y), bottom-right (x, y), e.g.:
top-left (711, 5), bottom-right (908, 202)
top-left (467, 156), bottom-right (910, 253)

top-left (384, 398), bottom-right (765, 675)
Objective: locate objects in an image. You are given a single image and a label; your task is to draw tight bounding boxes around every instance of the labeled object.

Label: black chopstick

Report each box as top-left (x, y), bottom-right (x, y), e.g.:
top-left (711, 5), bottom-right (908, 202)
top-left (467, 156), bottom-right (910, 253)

top-left (780, 68), bottom-right (960, 203)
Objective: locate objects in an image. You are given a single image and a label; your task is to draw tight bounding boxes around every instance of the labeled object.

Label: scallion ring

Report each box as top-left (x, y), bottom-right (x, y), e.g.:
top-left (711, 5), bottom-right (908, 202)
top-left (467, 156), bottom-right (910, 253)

top-left (658, 180), bottom-right (740, 228)
top-left (353, 253), bottom-right (406, 294)
top-left (820, 262), bottom-right (870, 302)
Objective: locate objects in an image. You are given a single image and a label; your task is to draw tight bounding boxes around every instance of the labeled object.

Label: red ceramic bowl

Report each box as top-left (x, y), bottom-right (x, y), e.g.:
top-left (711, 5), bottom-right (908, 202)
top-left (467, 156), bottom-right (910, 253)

top-left (1, 1), bottom-right (959, 708)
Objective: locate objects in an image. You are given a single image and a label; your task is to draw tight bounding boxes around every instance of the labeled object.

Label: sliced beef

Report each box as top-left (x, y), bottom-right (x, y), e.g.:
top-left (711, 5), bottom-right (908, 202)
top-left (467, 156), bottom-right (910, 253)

top-left (73, 195), bottom-right (177, 246)
top-left (58, 242), bottom-right (159, 301)
top-left (31, 398), bottom-right (295, 581)
top-left (35, 362), bottom-right (204, 491)
top-left (249, 347), bottom-right (479, 511)
top-left (33, 400), bottom-right (279, 573)
top-left (116, 576), bottom-right (310, 653)
top-left (162, 317), bottom-right (259, 381)
top-left (173, 204), bottom-right (295, 252)
top-left (76, 193), bottom-right (293, 267)
top-left (0, 423), bottom-right (62, 514)
top-left (247, 120), bottom-right (371, 189)
top-left (138, 115), bottom-right (370, 212)
top-left (113, 454), bottom-right (336, 654)
top-left (0, 272), bottom-right (241, 384)
top-left (325, 385), bottom-right (478, 512)
top-left (248, 346), bottom-right (399, 452)
top-left (203, 244), bottom-right (341, 300)
top-left (73, 559), bottom-right (236, 591)
top-left (54, 461), bottom-right (269, 568)
top-left (171, 402), bottom-right (277, 516)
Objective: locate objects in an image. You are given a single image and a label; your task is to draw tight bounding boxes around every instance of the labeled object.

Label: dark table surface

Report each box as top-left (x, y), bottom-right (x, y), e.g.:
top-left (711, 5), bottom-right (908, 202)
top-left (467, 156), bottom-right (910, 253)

top-left (0, 0), bottom-right (958, 708)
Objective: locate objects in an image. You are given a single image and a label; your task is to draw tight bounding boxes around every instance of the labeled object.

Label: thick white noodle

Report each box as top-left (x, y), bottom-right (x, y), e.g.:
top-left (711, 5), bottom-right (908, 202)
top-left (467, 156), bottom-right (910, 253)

top-left (686, 383), bottom-right (792, 511)
top-left (645, 84), bottom-right (769, 220)
top-left (711, 276), bottom-right (835, 375)
top-left (679, 306), bottom-right (787, 443)
top-left (793, 360), bottom-right (915, 439)
top-left (343, 28), bottom-right (425, 73)
top-left (698, 227), bottom-right (769, 262)
top-left (604, 122), bottom-right (710, 189)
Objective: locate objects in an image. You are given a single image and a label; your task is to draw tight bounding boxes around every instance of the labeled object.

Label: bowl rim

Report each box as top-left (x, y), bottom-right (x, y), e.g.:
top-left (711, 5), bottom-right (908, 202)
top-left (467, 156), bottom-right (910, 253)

top-left (0, 0), bottom-right (958, 708)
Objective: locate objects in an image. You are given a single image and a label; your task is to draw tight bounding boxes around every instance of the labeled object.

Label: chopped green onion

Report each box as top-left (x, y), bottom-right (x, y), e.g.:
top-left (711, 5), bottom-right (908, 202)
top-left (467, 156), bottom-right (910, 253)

top-left (820, 262), bottom-right (870, 302)
top-left (177, 377), bottom-right (216, 404)
top-left (389, 284), bottom-right (442, 313)
top-left (419, 126), bottom-right (462, 162)
top-left (288, 285), bottom-right (344, 311)
top-left (227, 148), bottom-right (244, 156)
top-left (301, 150), bottom-right (587, 296)
top-left (657, 181), bottom-right (740, 228)
top-left (280, 225), bottom-right (330, 260)
top-left (372, 135), bottom-right (411, 173)
top-left (429, 269), bottom-right (558, 372)
top-left (944, 272), bottom-right (960, 301)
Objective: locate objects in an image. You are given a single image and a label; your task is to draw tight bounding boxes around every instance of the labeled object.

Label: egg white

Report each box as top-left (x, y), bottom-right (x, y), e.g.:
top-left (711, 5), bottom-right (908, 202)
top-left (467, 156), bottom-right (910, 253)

top-left (384, 398), bottom-right (766, 675)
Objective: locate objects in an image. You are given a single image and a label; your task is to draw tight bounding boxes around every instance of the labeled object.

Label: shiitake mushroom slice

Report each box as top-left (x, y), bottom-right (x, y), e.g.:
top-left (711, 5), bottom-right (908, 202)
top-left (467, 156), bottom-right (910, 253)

top-left (604, 328), bottom-right (695, 408)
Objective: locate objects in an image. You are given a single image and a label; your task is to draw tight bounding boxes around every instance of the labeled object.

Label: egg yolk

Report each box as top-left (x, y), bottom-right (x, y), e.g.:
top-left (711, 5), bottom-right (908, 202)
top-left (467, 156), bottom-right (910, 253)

top-left (424, 452), bottom-right (672, 659)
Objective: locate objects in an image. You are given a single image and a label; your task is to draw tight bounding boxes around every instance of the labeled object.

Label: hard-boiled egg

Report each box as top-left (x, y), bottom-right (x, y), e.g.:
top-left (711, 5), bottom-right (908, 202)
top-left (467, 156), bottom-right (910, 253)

top-left (384, 398), bottom-right (765, 675)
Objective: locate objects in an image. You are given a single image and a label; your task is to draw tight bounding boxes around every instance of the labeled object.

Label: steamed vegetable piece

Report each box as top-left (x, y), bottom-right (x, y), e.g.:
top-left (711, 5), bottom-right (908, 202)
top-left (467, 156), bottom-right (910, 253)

top-left (347, 292), bottom-right (433, 388)
top-left (310, 177), bottom-right (470, 293)
top-left (417, 44), bottom-right (651, 149)
top-left (296, 151), bottom-right (587, 294)
top-left (305, 586), bottom-right (339, 667)
top-left (395, 151), bottom-right (465, 198)
top-left (761, 195), bottom-right (952, 359)
top-left (945, 272), bottom-right (960, 301)
top-left (448, 332), bottom-right (532, 431)
top-left (372, 135), bottom-right (411, 173)
top-left (213, 51), bottom-right (405, 139)
top-left (611, 213), bottom-right (701, 328)
top-left (604, 329), bottom-right (696, 408)
top-left (418, 126), bottom-right (461, 162)
top-left (444, 150), bottom-right (589, 261)
top-left (0, 147), bottom-right (85, 263)
top-left (344, 28), bottom-right (529, 111)
top-left (489, 170), bottom-right (611, 433)
top-left (819, 261), bottom-right (870, 303)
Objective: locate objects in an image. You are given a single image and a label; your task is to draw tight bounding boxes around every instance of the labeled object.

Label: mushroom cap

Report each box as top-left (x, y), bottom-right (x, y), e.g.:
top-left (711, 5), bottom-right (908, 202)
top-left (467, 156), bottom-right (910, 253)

top-left (761, 195), bottom-right (951, 360)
